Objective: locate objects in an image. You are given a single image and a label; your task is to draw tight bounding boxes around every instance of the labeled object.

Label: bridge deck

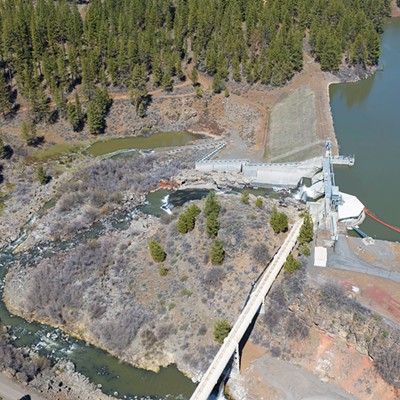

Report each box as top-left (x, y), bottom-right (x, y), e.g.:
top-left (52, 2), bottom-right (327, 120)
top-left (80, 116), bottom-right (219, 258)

top-left (190, 219), bottom-right (303, 400)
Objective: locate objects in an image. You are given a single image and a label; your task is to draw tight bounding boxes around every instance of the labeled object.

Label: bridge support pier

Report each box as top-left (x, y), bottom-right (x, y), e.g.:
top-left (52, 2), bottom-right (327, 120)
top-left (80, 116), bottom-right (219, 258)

top-left (232, 342), bottom-right (240, 374)
top-left (260, 297), bottom-right (266, 315)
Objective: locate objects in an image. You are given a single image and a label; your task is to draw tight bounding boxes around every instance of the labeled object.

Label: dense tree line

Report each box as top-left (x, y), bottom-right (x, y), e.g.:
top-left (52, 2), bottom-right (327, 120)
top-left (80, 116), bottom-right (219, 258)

top-left (0, 0), bottom-right (391, 129)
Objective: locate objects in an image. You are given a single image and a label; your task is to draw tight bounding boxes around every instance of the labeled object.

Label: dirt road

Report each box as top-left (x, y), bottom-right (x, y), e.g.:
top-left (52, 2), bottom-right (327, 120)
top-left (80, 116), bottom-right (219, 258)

top-left (0, 373), bottom-right (46, 400)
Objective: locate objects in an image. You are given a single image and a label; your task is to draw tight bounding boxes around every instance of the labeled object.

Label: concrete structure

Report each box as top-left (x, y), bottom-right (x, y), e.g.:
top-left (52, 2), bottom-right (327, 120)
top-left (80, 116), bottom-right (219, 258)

top-left (331, 155), bottom-right (355, 166)
top-left (314, 246), bottom-right (328, 267)
top-left (243, 158), bottom-right (322, 187)
top-left (195, 158), bottom-right (323, 188)
top-left (195, 159), bottom-right (249, 173)
top-left (189, 219), bottom-right (303, 400)
top-left (195, 141), bottom-right (227, 162)
top-left (338, 192), bottom-right (365, 221)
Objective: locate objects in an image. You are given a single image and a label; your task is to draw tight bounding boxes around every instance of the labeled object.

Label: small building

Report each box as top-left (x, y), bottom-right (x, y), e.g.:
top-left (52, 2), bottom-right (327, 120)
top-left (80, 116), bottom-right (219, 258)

top-left (314, 246), bottom-right (327, 267)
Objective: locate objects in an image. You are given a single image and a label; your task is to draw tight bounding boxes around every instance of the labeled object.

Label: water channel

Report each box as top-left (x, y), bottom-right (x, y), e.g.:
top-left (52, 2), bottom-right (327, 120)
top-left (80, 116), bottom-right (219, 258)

top-left (0, 211), bottom-right (197, 400)
top-left (330, 17), bottom-right (400, 241)
top-left (0, 184), bottom-right (283, 399)
top-left (88, 131), bottom-right (199, 157)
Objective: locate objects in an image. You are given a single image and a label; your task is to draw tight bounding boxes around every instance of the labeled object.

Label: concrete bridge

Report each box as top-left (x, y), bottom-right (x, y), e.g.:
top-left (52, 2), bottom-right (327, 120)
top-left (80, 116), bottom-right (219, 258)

top-left (190, 219), bottom-right (303, 400)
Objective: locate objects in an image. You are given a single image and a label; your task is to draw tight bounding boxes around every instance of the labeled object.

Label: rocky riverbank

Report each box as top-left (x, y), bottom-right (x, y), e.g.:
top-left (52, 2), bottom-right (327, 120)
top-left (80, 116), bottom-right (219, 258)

top-left (4, 190), bottom-right (300, 384)
top-left (0, 324), bottom-right (115, 400)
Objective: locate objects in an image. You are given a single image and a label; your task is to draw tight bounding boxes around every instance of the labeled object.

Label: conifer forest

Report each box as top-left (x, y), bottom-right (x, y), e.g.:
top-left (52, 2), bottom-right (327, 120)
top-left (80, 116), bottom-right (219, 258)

top-left (0, 0), bottom-right (391, 132)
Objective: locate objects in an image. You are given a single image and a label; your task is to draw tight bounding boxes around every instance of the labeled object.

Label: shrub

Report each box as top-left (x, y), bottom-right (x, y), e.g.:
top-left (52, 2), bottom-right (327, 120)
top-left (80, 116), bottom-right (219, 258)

top-left (270, 207), bottom-right (288, 233)
top-left (210, 239), bottom-right (225, 265)
top-left (149, 240), bottom-right (166, 262)
top-left (213, 319), bottom-right (231, 344)
top-left (299, 243), bottom-right (311, 256)
top-left (241, 189), bottom-right (250, 205)
top-left (255, 197), bottom-right (263, 208)
top-left (159, 265), bottom-right (168, 276)
top-left (181, 289), bottom-right (193, 297)
top-left (37, 166), bottom-right (48, 185)
top-left (252, 243), bottom-right (270, 266)
top-left (283, 254), bottom-right (301, 273)
top-left (202, 267), bottom-right (226, 287)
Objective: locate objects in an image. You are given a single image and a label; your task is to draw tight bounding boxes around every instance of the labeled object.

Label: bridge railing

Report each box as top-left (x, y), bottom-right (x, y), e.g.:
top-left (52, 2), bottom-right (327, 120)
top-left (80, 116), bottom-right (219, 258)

top-left (189, 219), bottom-right (303, 400)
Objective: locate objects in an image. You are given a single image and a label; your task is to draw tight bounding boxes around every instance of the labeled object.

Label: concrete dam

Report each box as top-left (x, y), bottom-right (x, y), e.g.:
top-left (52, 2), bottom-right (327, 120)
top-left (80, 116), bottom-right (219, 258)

top-left (195, 158), bottom-right (323, 188)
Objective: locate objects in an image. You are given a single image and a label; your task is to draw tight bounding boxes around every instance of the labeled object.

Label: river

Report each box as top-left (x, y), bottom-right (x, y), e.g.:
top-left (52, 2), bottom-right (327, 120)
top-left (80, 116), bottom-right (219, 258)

top-left (330, 17), bottom-right (400, 241)
top-left (1, 188), bottom-right (256, 399)
top-left (1, 16), bottom-right (399, 400)
top-left (0, 215), bottom-right (197, 400)
top-left (88, 131), bottom-right (199, 157)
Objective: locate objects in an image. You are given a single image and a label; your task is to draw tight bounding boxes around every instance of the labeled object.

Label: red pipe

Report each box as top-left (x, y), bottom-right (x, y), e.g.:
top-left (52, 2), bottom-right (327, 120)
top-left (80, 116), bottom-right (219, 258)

top-left (364, 209), bottom-right (400, 233)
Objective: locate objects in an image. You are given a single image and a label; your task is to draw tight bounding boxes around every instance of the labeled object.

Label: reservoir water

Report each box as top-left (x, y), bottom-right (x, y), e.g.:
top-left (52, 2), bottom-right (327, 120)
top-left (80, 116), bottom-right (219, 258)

top-left (1, 16), bottom-right (399, 400)
top-left (330, 17), bottom-right (400, 241)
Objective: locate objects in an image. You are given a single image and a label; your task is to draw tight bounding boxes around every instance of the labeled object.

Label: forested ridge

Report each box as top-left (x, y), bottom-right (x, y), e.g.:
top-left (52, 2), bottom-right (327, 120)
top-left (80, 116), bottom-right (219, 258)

top-left (0, 0), bottom-right (391, 133)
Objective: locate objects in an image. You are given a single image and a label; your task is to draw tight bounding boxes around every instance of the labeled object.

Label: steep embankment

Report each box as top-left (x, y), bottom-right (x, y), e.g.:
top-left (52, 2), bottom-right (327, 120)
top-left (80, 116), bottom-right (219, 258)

top-left (228, 267), bottom-right (400, 399)
top-left (4, 183), bottom-right (299, 380)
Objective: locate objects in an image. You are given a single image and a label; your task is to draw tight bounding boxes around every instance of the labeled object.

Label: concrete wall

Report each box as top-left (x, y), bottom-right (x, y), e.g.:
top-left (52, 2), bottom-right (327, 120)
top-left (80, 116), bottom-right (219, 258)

top-left (243, 158), bottom-right (322, 187)
top-left (195, 158), bottom-right (322, 188)
top-left (195, 160), bottom-right (249, 173)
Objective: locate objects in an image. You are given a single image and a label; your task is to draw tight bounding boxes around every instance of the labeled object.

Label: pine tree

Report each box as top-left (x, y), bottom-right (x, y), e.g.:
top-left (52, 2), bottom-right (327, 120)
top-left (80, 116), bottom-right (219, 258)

top-left (190, 66), bottom-right (198, 86)
top-left (74, 92), bottom-right (84, 127)
top-left (31, 83), bottom-right (50, 122)
top-left (0, 74), bottom-right (11, 117)
top-left (204, 192), bottom-right (221, 217)
top-left (177, 213), bottom-right (189, 234)
top-left (149, 240), bottom-right (166, 262)
top-left (232, 57), bottom-right (241, 82)
top-left (213, 319), bottom-right (231, 344)
top-left (284, 254), bottom-right (301, 273)
top-left (212, 73), bottom-right (225, 94)
top-left (129, 64), bottom-right (148, 117)
top-left (206, 213), bottom-right (219, 238)
top-left (210, 239), bottom-right (225, 265)
top-left (152, 56), bottom-right (162, 87)
top-left (22, 120), bottom-right (38, 146)
top-left (67, 93), bottom-right (84, 131)
top-left (298, 213), bottom-right (314, 244)
top-left (162, 68), bottom-right (173, 92)
top-left (241, 189), bottom-right (250, 205)
top-left (270, 207), bottom-right (288, 233)
top-left (86, 100), bottom-right (104, 135)
top-left (86, 87), bottom-right (111, 135)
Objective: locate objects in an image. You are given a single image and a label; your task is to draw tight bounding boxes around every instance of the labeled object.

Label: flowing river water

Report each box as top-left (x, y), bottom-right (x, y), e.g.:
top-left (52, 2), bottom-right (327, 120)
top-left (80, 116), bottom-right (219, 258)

top-left (1, 16), bottom-right (399, 400)
top-left (330, 17), bottom-right (400, 241)
top-left (0, 185), bottom-right (280, 399)
top-left (88, 131), bottom-right (199, 157)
